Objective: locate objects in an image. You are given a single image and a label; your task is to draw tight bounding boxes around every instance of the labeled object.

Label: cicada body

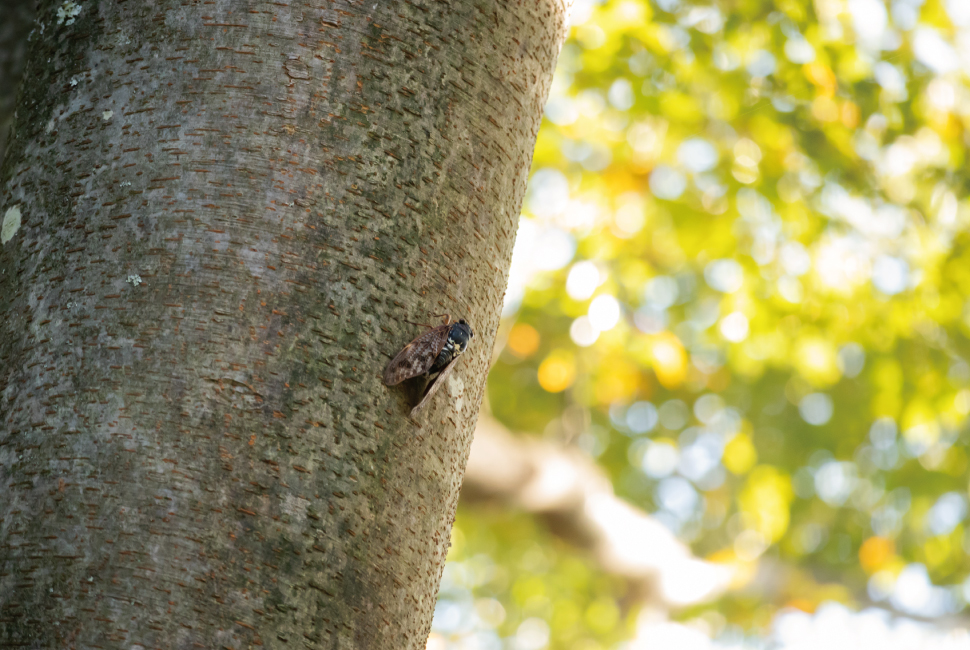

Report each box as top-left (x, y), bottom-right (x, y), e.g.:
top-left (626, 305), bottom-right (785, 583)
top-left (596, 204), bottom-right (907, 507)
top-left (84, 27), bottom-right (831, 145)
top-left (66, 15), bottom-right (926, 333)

top-left (383, 317), bottom-right (475, 414)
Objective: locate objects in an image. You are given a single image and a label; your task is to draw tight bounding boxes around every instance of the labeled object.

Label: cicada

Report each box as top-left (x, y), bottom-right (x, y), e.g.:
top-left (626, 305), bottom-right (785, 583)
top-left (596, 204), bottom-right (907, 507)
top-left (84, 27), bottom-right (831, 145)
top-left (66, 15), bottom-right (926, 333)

top-left (383, 316), bottom-right (475, 415)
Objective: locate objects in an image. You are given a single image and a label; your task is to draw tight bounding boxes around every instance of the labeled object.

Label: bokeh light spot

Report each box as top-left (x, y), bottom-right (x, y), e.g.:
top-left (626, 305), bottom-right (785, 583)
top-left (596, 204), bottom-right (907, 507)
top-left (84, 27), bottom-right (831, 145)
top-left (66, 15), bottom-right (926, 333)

top-left (538, 350), bottom-right (576, 393)
top-left (507, 323), bottom-right (540, 358)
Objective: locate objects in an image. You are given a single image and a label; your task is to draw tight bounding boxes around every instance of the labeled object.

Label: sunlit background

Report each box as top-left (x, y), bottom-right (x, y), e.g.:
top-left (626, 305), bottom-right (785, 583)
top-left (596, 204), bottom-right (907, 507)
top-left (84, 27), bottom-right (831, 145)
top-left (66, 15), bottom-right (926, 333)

top-left (432, 0), bottom-right (970, 647)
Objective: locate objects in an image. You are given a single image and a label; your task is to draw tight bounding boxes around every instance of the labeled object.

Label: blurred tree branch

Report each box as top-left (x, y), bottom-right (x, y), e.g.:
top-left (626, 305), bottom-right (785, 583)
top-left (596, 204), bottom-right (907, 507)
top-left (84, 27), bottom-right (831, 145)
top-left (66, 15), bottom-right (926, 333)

top-left (463, 416), bottom-right (733, 610)
top-left (463, 419), bottom-right (970, 628)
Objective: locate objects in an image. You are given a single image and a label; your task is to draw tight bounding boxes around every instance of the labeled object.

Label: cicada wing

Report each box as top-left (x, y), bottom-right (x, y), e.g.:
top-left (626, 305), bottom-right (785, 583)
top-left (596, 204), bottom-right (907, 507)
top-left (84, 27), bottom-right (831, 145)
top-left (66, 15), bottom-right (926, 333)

top-left (383, 324), bottom-right (450, 386)
top-left (410, 356), bottom-right (460, 416)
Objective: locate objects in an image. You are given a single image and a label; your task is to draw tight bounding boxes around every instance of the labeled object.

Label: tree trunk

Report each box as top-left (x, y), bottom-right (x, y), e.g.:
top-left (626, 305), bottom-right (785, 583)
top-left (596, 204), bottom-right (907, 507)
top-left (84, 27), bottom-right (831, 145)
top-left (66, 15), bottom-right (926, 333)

top-left (0, 1), bottom-right (568, 647)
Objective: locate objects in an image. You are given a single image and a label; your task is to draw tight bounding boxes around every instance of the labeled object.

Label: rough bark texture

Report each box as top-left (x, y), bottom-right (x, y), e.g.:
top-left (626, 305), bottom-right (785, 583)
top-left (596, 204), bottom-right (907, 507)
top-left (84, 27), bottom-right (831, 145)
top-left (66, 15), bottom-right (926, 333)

top-left (0, 1), bottom-right (568, 648)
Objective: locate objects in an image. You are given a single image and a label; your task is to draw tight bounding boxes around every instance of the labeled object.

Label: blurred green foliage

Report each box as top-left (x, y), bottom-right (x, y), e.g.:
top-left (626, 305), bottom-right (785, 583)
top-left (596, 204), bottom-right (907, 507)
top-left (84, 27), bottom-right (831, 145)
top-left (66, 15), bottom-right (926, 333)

top-left (437, 0), bottom-right (970, 647)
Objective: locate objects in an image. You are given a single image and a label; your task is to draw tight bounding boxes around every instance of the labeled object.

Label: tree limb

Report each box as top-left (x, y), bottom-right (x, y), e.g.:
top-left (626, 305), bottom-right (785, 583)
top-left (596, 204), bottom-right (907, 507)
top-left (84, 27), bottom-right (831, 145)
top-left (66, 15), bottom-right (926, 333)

top-left (462, 417), bottom-right (733, 609)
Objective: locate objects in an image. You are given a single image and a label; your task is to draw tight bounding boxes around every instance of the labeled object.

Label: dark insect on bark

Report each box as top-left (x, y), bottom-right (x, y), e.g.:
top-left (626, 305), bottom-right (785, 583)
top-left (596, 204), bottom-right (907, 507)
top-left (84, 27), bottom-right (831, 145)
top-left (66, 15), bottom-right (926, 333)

top-left (383, 316), bottom-right (475, 415)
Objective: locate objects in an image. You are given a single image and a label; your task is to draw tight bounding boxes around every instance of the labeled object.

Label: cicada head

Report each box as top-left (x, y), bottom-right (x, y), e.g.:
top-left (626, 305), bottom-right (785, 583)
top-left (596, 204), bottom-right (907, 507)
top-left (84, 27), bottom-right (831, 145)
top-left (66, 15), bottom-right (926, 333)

top-left (449, 319), bottom-right (474, 352)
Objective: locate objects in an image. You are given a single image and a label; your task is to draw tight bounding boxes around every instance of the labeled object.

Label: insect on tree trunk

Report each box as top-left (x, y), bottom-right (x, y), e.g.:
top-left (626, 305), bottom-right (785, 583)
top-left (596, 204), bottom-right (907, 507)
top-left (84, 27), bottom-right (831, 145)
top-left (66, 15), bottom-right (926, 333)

top-left (0, 1), bottom-right (569, 647)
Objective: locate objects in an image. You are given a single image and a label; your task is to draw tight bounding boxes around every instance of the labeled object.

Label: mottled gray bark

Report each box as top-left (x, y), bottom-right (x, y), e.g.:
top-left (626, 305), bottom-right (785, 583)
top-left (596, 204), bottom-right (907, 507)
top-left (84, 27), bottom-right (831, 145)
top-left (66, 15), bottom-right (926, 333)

top-left (0, 0), bottom-right (567, 648)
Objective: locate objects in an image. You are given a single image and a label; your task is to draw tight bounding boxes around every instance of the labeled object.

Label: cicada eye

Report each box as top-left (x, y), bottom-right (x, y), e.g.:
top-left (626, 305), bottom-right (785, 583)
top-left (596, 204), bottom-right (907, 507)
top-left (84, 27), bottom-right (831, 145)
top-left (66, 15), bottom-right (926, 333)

top-left (459, 318), bottom-right (467, 325)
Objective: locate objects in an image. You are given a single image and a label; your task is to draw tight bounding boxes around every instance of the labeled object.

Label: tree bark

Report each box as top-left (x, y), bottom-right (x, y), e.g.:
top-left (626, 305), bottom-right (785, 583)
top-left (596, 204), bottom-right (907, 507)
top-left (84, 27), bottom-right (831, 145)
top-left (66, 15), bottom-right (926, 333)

top-left (0, 1), bottom-right (568, 647)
